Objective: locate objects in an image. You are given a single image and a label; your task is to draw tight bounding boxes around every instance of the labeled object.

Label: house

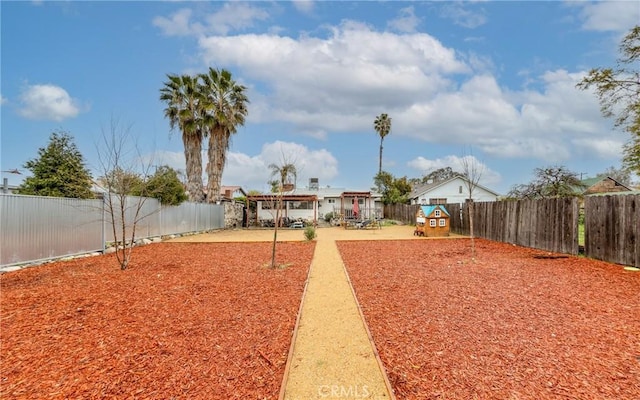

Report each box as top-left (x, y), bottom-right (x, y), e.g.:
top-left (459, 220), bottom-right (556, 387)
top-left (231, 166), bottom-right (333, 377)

top-left (219, 185), bottom-right (247, 201)
top-left (409, 176), bottom-right (500, 205)
top-left (1, 179), bottom-right (19, 194)
top-left (580, 176), bottom-right (632, 195)
top-left (246, 178), bottom-right (384, 226)
top-left (414, 204), bottom-right (450, 237)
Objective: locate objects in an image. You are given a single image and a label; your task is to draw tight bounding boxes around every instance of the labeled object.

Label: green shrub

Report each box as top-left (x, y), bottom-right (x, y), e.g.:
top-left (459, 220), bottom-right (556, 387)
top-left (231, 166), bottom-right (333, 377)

top-left (304, 226), bottom-right (317, 241)
top-left (324, 212), bottom-right (334, 222)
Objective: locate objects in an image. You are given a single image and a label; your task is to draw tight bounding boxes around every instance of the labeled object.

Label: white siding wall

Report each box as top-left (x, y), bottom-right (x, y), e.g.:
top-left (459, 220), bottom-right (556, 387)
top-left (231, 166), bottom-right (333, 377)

top-left (414, 178), bottom-right (499, 205)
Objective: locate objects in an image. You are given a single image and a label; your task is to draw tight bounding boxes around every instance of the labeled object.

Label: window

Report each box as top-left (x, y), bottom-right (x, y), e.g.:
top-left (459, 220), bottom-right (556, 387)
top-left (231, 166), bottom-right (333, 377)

top-left (439, 218), bottom-right (446, 227)
top-left (429, 198), bottom-right (447, 204)
top-left (261, 201), bottom-right (282, 210)
top-left (421, 198), bottom-right (427, 205)
top-left (434, 209), bottom-right (441, 217)
top-left (327, 199), bottom-right (336, 204)
top-left (429, 219), bottom-right (436, 227)
top-left (288, 201), bottom-right (313, 210)
top-left (459, 185), bottom-right (463, 194)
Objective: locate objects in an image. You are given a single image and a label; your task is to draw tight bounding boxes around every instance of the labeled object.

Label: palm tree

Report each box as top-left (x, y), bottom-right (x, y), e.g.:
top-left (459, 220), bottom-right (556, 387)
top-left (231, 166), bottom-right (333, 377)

top-left (199, 68), bottom-right (249, 203)
top-left (268, 162), bottom-right (297, 268)
top-left (160, 74), bottom-right (205, 202)
top-left (269, 162), bottom-right (297, 191)
top-left (374, 113), bottom-right (392, 174)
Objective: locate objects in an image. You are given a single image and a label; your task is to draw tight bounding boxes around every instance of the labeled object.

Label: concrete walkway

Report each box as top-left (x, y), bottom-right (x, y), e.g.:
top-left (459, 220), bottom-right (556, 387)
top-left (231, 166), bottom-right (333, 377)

top-left (279, 235), bottom-right (395, 400)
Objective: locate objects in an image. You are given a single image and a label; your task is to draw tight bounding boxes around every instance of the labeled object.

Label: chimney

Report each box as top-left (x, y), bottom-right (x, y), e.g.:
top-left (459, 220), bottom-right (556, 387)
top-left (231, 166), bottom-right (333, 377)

top-left (309, 178), bottom-right (319, 190)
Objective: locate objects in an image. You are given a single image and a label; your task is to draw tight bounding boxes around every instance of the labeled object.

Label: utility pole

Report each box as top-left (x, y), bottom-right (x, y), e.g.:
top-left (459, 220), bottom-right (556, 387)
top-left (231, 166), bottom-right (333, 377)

top-left (1, 169), bottom-right (22, 194)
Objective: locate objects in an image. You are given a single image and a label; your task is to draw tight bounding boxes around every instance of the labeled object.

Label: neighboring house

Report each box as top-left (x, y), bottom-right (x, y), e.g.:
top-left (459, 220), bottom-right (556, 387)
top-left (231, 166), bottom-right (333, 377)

top-left (409, 176), bottom-right (500, 205)
top-left (247, 178), bottom-right (384, 225)
top-left (580, 176), bottom-right (632, 195)
top-left (1, 181), bottom-right (19, 194)
top-left (219, 185), bottom-right (247, 201)
top-left (414, 204), bottom-right (450, 237)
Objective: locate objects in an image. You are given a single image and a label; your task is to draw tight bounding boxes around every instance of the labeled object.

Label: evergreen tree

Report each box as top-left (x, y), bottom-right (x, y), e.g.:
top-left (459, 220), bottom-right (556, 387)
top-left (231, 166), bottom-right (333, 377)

top-left (373, 171), bottom-right (412, 205)
top-left (16, 131), bottom-right (93, 199)
top-left (142, 165), bottom-right (188, 206)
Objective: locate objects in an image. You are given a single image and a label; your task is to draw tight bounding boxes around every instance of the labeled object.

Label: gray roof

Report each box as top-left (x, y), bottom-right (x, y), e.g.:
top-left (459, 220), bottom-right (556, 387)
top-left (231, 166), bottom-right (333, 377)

top-left (409, 176), bottom-right (500, 198)
top-left (286, 187), bottom-right (382, 199)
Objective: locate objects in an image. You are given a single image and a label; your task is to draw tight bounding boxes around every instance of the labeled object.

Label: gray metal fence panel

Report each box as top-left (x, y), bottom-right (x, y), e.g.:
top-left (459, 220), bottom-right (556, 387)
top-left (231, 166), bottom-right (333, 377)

top-left (161, 202), bottom-right (197, 234)
top-left (1, 194), bottom-right (104, 266)
top-left (159, 202), bottom-right (224, 235)
top-left (1, 194), bottom-right (225, 267)
top-left (103, 195), bottom-right (162, 243)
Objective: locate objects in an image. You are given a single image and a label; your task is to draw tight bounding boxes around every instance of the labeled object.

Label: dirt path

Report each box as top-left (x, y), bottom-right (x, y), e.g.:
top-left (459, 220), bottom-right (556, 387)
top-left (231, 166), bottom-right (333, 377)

top-left (279, 236), bottom-right (394, 400)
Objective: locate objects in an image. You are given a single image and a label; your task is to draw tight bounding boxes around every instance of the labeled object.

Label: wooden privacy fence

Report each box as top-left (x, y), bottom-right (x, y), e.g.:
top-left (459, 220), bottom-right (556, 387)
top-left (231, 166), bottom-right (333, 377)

top-left (386, 195), bottom-right (639, 267)
top-left (386, 199), bottom-right (580, 256)
top-left (384, 203), bottom-right (421, 223)
top-left (584, 194), bottom-right (639, 268)
top-left (468, 198), bottom-right (579, 255)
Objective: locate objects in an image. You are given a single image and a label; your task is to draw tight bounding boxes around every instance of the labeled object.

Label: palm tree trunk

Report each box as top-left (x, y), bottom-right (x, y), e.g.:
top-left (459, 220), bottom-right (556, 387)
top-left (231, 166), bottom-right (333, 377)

top-left (184, 132), bottom-right (204, 202)
top-left (206, 128), bottom-right (230, 203)
top-left (379, 140), bottom-right (383, 174)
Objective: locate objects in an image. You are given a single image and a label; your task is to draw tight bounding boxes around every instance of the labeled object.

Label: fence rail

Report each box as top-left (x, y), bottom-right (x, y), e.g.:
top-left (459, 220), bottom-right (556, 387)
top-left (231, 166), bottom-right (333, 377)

top-left (1, 194), bottom-right (224, 267)
top-left (385, 195), bottom-right (638, 267)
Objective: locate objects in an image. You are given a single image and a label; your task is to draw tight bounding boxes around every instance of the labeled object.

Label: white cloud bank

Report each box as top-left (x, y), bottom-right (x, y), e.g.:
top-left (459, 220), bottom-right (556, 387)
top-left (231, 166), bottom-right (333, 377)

top-left (153, 3), bottom-right (633, 186)
top-left (194, 19), bottom-right (623, 162)
top-left (18, 84), bottom-right (82, 121)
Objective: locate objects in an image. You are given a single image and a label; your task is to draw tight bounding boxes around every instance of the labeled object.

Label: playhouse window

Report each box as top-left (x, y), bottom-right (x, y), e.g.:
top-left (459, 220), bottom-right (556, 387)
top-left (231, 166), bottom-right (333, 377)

top-left (434, 209), bottom-right (441, 217)
top-left (439, 218), bottom-right (446, 227)
top-left (429, 219), bottom-right (436, 227)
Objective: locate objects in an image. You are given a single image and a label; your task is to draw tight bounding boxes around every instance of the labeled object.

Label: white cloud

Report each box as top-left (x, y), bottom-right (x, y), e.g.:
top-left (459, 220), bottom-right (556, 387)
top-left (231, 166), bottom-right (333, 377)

top-left (18, 84), bottom-right (82, 121)
top-left (439, 2), bottom-right (487, 29)
top-left (388, 6), bottom-right (421, 33)
top-left (572, 1), bottom-right (640, 33)
top-left (0, 95), bottom-right (7, 105)
top-left (204, 3), bottom-right (269, 35)
top-left (199, 21), bottom-right (468, 133)
top-left (292, 1), bottom-right (315, 15)
top-left (179, 18), bottom-right (620, 173)
top-left (572, 137), bottom-right (624, 160)
top-left (153, 4), bottom-right (269, 37)
top-left (151, 141), bottom-right (339, 192)
top-left (153, 8), bottom-right (202, 37)
top-left (407, 154), bottom-right (502, 187)
top-left (240, 141), bottom-right (339, 190)
top-left (394, 69), bottom-right (614, 162)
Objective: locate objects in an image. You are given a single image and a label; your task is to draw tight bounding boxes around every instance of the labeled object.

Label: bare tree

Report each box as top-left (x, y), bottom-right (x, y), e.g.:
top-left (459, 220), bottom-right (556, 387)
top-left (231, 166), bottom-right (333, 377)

top-left (267, 160), bottom-right (297, 269)
top-left (459, 150), bottom-right (485, 261)
top-left (96, 118), bottom-right (155, 270)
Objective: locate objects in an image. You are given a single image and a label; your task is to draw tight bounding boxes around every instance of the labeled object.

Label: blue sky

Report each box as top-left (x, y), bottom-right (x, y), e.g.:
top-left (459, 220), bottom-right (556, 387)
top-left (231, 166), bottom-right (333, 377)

top-left (2, 1), bottom-right (639, 194)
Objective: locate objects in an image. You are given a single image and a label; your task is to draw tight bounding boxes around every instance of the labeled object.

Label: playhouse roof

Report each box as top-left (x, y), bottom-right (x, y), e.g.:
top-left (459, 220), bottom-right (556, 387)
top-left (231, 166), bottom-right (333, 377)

top-left (420, 204), bottom-right (450, 217)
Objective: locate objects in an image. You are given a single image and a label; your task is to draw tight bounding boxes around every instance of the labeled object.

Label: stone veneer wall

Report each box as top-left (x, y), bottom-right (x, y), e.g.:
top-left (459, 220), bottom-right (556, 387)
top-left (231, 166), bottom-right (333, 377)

top-left (224, 201), bottom-right (246, 228)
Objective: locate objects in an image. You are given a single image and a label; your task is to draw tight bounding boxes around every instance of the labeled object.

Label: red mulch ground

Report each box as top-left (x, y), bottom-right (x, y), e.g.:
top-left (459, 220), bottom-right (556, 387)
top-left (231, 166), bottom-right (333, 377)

top-left (1, 242), bottom-right (315, 400)
top-left (338, 238), bottom-right (640, 400)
